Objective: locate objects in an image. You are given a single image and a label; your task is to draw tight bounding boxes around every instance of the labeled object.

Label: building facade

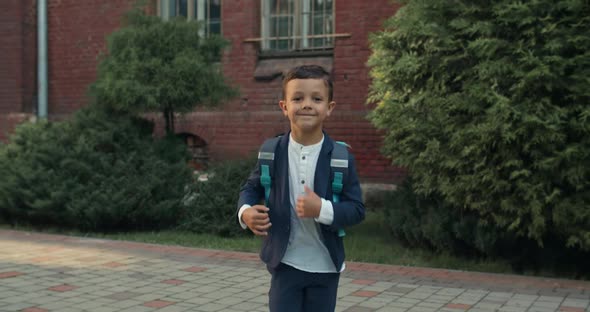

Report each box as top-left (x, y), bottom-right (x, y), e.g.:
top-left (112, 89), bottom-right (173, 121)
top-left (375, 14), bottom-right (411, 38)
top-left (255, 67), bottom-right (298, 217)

top-left (0, 0), bottom-right (405, 182)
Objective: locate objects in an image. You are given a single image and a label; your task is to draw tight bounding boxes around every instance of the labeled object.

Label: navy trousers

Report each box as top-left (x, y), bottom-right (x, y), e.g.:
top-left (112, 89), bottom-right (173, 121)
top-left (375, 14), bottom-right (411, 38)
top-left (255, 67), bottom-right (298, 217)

top-left (268, 263), bottom-right (340, 312)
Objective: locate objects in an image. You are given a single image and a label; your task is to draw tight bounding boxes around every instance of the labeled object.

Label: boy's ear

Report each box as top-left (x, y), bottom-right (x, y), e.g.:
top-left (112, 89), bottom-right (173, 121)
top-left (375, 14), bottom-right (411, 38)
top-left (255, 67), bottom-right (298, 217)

top-left (327, 101), bottom-right (336, 117)
top-left (279, 100), bottom-right (288, 116)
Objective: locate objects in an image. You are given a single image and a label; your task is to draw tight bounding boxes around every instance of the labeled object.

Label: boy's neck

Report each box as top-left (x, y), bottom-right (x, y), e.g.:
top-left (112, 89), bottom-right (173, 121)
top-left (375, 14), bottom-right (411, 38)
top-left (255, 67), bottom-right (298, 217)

top-left (290, 129), bottom-right (324, 146)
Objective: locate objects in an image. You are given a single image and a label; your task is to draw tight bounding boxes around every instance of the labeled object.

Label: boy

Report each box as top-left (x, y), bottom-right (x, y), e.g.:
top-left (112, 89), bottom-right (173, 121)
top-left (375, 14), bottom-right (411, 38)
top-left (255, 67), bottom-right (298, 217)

top-left (237, 65), bottom-right (365, 312)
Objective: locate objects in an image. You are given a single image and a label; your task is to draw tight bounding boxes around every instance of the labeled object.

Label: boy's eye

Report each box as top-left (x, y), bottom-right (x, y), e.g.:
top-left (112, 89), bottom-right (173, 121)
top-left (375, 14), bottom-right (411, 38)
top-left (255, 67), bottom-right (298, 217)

top-left (292, 97), bottom-right (302, 101)
top-left (314, 97), bottom-right (323, 102)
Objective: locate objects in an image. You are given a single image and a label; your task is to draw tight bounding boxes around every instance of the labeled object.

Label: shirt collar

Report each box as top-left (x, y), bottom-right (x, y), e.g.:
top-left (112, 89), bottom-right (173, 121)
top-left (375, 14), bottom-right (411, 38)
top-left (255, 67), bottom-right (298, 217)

top-left (289, 133), bottom-right (324, 153)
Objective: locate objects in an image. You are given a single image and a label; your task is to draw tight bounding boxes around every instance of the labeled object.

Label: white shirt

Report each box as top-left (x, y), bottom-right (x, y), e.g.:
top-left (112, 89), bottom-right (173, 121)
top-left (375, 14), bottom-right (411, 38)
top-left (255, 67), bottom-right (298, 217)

top-left (238, 134), bottom-right (342, 273)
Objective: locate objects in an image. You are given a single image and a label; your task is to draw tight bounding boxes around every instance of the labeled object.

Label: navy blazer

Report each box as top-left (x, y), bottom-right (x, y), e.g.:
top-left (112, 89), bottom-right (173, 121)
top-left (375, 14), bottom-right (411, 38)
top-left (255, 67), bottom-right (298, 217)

top-left (237, 132), bottom-right (365, 271)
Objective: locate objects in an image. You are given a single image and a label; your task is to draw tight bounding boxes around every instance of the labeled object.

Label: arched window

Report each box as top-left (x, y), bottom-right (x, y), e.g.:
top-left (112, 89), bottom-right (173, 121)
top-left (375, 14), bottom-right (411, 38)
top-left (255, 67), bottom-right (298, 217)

top-left (177, 132), bottom-right (209, 171)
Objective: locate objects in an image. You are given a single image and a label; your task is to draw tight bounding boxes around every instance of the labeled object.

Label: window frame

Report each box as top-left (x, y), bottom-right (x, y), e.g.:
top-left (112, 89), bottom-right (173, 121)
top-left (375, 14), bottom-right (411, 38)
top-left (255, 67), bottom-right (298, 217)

top-left (157, 0), bottom-right (222, 36)
top-left (260, 0), bottom-right (335, 54)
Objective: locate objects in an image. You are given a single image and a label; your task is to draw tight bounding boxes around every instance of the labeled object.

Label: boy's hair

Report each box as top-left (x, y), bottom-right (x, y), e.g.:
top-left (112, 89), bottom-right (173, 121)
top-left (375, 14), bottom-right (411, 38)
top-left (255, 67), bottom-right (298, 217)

top-left (282, 65), bottom-right (333, 102)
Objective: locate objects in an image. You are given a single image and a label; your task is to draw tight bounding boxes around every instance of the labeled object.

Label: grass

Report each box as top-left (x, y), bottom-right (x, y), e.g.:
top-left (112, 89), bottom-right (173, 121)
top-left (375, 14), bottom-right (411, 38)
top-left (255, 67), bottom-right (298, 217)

top-left (342, 211), bottom-right (512, 274)
top-left (97, 231), bottom-right (263, 253)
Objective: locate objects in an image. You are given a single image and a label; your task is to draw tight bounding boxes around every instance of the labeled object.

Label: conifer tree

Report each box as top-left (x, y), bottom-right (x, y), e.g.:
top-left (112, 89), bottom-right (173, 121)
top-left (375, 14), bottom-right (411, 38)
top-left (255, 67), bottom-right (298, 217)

top-left (91, 8), bottom-right (237, 134)
top-left (368, 1), bottom-right (590, 251)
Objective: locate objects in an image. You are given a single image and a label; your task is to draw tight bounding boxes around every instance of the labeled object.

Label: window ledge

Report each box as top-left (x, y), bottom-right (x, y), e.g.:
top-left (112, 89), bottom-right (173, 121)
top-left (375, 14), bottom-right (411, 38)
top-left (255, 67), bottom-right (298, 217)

top-left (254, 55), bottom-right (333, 81)
top-left (258, 49), bottom-right (333, 60)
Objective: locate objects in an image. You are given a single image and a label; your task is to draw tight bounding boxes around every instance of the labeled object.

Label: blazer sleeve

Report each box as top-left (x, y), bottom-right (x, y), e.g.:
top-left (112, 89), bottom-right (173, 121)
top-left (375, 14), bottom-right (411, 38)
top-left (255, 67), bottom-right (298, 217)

top-left (237, 160), bottom-right (265, 213)
top-left (330, 152), bottom-right (365, 229)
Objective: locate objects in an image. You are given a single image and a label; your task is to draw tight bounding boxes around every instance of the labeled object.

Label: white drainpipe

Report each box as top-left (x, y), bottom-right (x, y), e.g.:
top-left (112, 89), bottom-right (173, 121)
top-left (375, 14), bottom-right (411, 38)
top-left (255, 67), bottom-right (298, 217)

top-left (37, 0), bottom-right (48, 118)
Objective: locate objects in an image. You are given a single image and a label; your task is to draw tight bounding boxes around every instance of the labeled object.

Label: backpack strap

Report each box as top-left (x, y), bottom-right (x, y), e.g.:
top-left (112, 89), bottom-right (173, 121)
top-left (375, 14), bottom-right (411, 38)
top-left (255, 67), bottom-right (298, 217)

top-left (258, 136), bottom-right (281, 203)
top-left (331, 141), bottom-right (350, 237)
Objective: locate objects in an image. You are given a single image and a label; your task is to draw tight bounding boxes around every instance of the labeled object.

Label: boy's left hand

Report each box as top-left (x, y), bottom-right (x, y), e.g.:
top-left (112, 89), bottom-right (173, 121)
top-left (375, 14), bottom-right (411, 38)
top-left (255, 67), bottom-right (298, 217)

top-left (296, 185), bottom-right (321, 218)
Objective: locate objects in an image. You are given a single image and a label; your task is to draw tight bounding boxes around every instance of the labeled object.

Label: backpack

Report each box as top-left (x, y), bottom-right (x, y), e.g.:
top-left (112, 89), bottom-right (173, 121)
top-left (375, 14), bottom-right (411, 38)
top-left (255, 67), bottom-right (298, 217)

top-left (257, 136), bottom-right (349, 237)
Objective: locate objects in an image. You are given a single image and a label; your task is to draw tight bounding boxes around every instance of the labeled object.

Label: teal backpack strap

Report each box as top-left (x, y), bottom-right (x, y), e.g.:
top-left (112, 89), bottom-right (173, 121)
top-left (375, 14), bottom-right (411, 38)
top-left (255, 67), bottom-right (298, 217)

top-left (258, 137), bottom-right (281, 203)
top-left (331, 141), bottom-right (350, 237)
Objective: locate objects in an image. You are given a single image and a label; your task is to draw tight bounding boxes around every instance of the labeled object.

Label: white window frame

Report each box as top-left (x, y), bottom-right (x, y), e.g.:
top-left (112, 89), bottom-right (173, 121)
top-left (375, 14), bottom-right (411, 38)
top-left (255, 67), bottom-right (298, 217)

top-left (157, 0), bottom-right (221, 36)
top-left (260, 0), bottom-right (335, 51)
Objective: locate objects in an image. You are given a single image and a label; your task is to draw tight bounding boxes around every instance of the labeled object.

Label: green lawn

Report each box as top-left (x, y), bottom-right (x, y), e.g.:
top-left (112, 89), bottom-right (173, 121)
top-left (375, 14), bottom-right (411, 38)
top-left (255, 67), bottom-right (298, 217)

top-left (342, 211), bottom-right (512, 273)
top-left (80, 211), bottom-right (513, 275)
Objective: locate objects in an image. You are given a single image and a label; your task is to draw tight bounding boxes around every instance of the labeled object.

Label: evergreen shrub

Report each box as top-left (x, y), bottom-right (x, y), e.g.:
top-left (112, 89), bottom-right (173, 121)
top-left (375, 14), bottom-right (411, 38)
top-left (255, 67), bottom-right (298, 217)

top-left (0, 107), bottom-right (192, 231)
top-left (178, 156), bottom-right (257, 237)
top-left (383, 179), bottom-right (500, 255)
top-left (369, 1), bottom-right (590, 252)
top-left (91, 7), bottom-right (237, 134)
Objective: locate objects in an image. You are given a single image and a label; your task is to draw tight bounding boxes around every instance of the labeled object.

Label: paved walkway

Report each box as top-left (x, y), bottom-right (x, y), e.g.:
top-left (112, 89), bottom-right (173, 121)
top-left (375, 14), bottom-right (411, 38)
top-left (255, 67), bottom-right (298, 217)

top-left (0, 230), bottom-right (589, 312)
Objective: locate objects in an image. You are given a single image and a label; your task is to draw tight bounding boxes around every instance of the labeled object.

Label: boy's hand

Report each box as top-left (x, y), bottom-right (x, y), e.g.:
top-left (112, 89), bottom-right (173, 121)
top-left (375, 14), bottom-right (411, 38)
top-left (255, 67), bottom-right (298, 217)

top-left (296, 185), bottom-right (321, 218)
top-left (242, 205), bottom-right (272, 236)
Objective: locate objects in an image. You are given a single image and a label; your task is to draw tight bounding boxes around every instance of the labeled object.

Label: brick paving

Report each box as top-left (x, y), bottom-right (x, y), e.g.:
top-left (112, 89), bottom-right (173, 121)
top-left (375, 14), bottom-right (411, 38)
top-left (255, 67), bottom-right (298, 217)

top-left (0, 229), bottom-right (589, 312)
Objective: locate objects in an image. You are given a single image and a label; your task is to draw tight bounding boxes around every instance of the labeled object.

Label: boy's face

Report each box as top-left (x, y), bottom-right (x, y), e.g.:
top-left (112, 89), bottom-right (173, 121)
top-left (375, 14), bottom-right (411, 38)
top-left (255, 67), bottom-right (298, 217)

top-left (279, 78), bottom-right (335, 135)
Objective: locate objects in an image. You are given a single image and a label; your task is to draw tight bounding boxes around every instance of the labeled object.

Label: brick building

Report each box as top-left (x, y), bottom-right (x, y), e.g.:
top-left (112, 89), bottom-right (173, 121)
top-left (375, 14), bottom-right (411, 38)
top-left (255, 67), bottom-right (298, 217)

top-left (0, 0), bottom-right (404, 182)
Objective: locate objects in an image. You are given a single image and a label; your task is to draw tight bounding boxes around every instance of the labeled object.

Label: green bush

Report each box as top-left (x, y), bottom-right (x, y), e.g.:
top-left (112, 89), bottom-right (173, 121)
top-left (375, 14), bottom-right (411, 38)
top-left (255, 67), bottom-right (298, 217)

top-left (383, 179), bottom-right (590, 278)
top-left (91, 7), bottom-right (237, 134)
top-left (178, 156), bottom-right (257, 237)
top-left (369, 1), bottom-right (590, 251)
top-left (383, 179), bottom-right (487, 254)
top-left (0, 107), bottom-right (192, 231)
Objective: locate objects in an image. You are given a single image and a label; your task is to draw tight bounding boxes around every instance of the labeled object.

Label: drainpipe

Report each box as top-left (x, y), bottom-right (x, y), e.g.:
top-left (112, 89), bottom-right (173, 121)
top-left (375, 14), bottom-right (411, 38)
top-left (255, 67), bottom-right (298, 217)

top-left (37, 0), bottom-right (48, 119)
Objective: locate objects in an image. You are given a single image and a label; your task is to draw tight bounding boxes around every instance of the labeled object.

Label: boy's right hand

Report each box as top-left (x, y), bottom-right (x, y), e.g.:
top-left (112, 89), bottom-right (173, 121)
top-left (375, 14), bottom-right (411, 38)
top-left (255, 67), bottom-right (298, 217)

top-left (242, 205), bottom-right (272, 236)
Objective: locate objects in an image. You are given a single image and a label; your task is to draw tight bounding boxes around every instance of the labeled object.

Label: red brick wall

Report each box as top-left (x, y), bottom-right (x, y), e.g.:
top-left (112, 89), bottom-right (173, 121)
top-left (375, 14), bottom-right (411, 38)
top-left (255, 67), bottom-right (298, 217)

top-left (1, 0), bottom-right (405, 182)
top-left (0, 0), bottom-right (36, 141)
top-left (47, 0), bottom-right (136, 116)
top-left (22, 0), bottom-right (37, 117)
top-left (0, 0), bottom-right (25, 114)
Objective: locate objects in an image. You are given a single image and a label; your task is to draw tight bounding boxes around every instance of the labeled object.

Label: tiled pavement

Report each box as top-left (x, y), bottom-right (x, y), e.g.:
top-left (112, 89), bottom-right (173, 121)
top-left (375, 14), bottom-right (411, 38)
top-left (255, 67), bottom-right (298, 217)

top-left (1, 230), bottom-right (589, 312)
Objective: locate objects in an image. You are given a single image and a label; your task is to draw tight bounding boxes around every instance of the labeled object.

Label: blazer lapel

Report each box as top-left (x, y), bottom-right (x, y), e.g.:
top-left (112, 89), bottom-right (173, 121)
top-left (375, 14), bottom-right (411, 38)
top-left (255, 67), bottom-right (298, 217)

top-left (275, 134), bottom-right (291, 216)
top-left (314, 133), bottom-right (334, 199)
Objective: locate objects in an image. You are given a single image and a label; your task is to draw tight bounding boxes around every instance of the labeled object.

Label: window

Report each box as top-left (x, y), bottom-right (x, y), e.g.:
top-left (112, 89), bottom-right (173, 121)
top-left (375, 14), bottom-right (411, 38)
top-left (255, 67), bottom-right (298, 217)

top-left (261, 0), bottom-right (334, 52)
top-left (158, 0), bottom-right (221, 36)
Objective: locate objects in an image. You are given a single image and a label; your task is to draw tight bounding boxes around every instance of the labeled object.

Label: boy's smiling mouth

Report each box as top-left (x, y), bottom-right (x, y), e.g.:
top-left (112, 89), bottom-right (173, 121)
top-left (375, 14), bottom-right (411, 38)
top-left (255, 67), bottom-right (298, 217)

top-left (296, 112), bottom-right (316, 116)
